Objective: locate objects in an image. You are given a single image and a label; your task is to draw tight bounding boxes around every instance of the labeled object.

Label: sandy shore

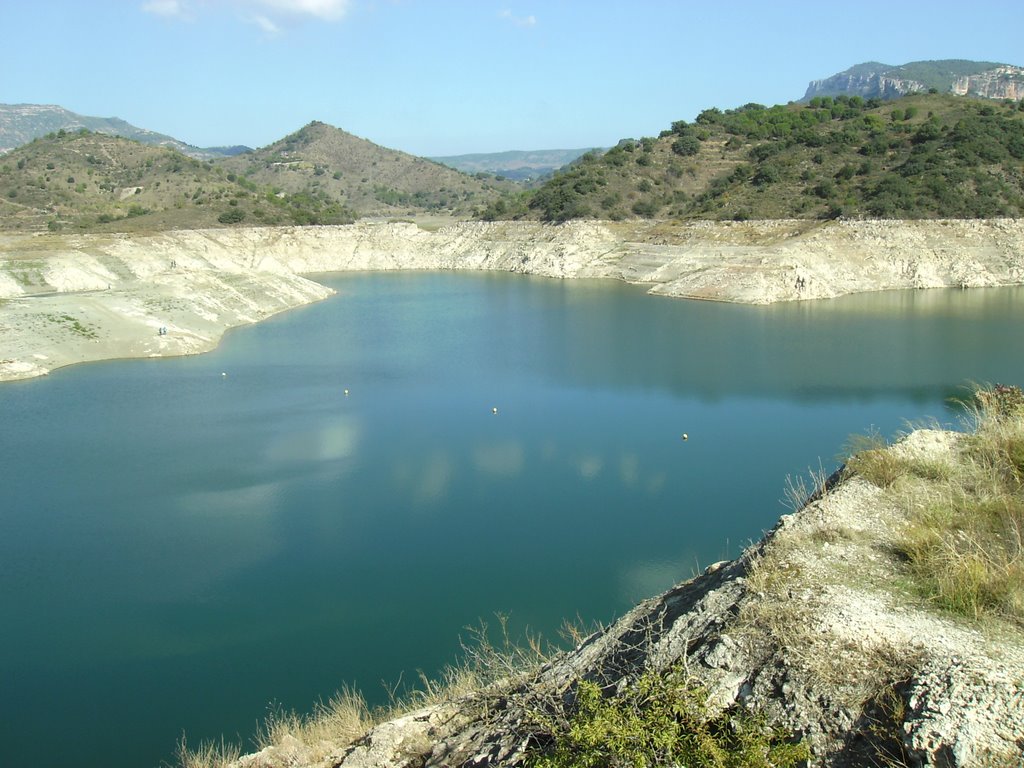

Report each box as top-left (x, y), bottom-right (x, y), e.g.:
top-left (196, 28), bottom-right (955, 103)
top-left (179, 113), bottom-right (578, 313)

top-left (2, 218), bottom-right (1023, 382)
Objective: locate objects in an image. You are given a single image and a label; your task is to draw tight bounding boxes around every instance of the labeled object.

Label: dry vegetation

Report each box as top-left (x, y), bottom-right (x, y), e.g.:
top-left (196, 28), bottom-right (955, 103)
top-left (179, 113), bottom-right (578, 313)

top-left (177, 616), bottom-right (556, 768)
top-left (846, 384), bottom-right (1024, 623)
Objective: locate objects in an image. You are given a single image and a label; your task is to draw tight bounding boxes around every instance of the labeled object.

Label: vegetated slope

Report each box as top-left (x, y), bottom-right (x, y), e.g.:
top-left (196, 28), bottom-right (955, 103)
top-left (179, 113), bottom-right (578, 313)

top-left (802, 59), bottom-right (1017, 101)
top-left (0, 103), bottom-right (249, 159)
top-left (221, 121), bottom-right (513, 217)
top-left (429, 148), bottom-right (601, 181)
top-left (483, 94), bottom-right (1024, 223)
top-left (0, 129), bottom-right (354, 232)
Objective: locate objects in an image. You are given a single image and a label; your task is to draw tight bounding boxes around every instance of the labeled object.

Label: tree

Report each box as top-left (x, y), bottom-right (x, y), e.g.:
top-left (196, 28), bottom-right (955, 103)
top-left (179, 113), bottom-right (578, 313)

top-left (671, 136), bottom-right (700, 156)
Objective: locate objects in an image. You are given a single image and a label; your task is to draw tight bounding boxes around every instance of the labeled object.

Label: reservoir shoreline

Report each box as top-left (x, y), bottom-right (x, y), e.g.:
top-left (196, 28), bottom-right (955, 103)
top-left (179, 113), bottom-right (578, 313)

top-left (2, 217), bottom-right (1023, 382)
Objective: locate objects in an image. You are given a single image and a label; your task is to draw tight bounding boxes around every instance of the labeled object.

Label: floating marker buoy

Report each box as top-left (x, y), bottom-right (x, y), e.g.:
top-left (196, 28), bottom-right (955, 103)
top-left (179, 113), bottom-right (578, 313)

top-left (344, 389), bottom-right (349, 396)
top-left (221, 372), bottom-right (227, 377)
top-left (492, 407), bottom-right (498, 415)
top-left (682, 433), bottom-right (688, 441)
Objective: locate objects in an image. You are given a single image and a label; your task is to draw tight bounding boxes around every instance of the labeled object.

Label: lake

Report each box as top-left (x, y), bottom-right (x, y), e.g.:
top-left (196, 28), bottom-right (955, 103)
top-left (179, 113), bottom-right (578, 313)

top-left (2, 272), bottom-right (1023, 768)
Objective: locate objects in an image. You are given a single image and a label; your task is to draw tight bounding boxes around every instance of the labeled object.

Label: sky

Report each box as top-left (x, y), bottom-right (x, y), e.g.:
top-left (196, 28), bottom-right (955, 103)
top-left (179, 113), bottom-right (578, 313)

top-left (3, 0), bottom-right (1023, 157)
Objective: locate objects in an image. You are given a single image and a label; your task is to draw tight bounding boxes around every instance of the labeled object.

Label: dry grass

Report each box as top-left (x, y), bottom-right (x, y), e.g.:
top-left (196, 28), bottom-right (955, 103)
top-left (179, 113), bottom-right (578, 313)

top-left (841, 385), bottom-right (1024, 625)
top-left (176, 737), bottom-right (242, 768)
top-left (176, 614), bottom-right (558, 768)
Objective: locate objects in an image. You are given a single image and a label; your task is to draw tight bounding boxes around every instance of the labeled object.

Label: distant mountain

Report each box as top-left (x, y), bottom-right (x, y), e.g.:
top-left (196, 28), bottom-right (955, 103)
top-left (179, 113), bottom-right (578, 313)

top-left (802, 60), bottom-right (1024, 102)
top-left (0, 104), bottom-right (252, 159)
top-left (221, 121), bottom-right (511, 216)
top-left (428, 148), bottom-right (602, 181)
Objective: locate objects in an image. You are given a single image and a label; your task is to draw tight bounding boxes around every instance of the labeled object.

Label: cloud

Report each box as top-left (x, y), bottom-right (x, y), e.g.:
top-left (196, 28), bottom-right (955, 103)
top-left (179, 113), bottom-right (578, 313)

top-left (498, 8), bottom-right (537, 27)
top-left (142, 0), bottom-right (190, 17)
top-left (251, 13), bottom-right (281, 33)
top-left (141, 0), bottom-right (351, 26)
top-left (258, 0), bottom-right (351, 20)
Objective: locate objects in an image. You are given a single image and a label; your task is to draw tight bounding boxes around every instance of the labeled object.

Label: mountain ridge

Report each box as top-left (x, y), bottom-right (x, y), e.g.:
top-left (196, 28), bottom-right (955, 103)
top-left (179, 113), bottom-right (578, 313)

top-left (428, 148), bottom-right (601, 181)
top-left (0, 103), bottom-right (251, 159)
top-left (803, 59), bottom-right (1022, 101)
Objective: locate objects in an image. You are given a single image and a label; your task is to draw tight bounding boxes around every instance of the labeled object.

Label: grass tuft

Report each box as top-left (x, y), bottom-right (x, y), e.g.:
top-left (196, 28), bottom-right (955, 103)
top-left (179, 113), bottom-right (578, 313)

top-left (887, 385), bottom-right (1024, 624)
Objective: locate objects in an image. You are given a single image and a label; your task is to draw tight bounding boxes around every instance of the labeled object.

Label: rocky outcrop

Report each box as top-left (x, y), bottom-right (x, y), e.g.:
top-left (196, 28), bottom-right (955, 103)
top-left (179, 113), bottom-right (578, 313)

top-left (952, 65), bottom-right (1024, 101)
top-left (803, 60), bottom-right (1024, 103)
top-left (804, 72), bottom-right (925, 101)
top-left (2, 218), bottom-right (1024, 381)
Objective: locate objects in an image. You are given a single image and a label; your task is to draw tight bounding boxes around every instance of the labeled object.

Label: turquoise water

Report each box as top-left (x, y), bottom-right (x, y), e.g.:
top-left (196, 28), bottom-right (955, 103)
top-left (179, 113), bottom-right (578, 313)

top-left (2, 273), bottom-right (1023, 767)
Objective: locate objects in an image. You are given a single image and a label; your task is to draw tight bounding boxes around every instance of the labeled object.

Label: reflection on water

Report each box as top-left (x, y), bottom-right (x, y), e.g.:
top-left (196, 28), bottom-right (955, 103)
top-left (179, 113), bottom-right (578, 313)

top-left (1, 273), bottom-right (1023, 768)
top-left (527, 281), bottom-right (1024, 402)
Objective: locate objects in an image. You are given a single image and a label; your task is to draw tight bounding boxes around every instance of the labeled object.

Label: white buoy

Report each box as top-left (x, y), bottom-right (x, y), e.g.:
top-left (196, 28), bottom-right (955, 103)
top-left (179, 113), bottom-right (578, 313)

top-left (492, 406), bottom-right (498, 415)
top-left (344, 389), bottom-right (349, 396)
top-left (681, 433), bottom-right (688, 441)
top-left (221, 372), bottom-right (227, 377)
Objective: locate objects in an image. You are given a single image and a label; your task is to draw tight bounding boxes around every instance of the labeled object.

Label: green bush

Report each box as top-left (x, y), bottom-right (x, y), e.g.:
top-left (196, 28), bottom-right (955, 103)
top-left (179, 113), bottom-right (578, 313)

top-left (671, 136), bottom-right (701, 157)
top-left (217, 208), bottom-right (246, 224)
top-left (528, 666), bottom-right (809, 768)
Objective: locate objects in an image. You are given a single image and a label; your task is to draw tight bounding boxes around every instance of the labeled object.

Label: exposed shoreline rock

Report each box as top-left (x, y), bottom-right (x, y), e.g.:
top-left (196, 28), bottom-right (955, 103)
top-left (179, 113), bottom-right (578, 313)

top-left (226, 427), bottom-right (1024, 768)
top-left (2, 218), bottom-right (1024, 381)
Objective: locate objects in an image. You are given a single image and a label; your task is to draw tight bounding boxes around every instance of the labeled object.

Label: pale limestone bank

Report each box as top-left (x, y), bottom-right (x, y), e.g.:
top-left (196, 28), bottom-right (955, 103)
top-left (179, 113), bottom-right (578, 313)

top-left (2, 218), bottom-right (1023, 381)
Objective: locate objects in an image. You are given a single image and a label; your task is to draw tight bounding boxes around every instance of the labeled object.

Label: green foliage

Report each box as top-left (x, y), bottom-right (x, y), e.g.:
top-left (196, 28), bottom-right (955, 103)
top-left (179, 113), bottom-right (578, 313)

top-left (528, 667), bottom-right (809, 768)
top-left (671, 135), bottom-right (701, 156)
top-left (217, 208), bottom-right (246, 224)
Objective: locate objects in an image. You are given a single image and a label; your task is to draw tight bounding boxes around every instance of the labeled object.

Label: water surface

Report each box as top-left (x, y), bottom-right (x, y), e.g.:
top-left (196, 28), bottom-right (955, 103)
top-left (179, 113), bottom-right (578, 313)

top-left (2, 273), bottom-right (1022, 767)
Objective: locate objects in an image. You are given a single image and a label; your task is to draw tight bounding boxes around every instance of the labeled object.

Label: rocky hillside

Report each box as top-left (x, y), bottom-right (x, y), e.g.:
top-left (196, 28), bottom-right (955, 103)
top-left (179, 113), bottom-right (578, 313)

top-left (483, 93), bottom-right (1024, 223)
top-left (802, 60), bottom-right (1022, 102)
top-left (0, 103), bottom-right (249, 159)
top-left (220, 121), bottom-right (512, 217)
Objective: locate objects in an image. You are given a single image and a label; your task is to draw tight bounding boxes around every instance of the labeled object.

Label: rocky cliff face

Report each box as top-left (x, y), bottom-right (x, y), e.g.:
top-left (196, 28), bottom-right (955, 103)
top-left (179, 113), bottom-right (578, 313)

top-left (803, 60), bottom-right (1023, 102)
top-left (952, 65), bottom-right (1024, 100)
top-left (804, 72), bottom-right (925, 101)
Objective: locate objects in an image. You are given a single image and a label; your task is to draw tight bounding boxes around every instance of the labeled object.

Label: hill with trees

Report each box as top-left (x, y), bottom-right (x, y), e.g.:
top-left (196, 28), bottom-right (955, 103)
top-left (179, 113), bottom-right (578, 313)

top-left (0, 129), bottom-right (357, 232)
top-left (480, 93), bottom-right (1024, 223)
top-left (220, 121), bottom-right (512, 218)
top-left (0, 121), bottom-right (516, 232)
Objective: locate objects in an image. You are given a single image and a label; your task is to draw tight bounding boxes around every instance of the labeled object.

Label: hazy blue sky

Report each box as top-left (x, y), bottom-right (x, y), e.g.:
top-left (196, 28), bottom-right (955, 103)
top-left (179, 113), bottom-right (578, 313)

top-left (3, 1), bottom-right (1022, 156)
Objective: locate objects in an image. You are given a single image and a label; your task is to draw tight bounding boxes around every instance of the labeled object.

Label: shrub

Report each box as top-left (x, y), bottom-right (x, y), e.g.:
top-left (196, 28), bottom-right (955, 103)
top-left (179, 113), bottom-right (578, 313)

top-left (631, 199), bottom-right (659, 217)
top-left (528, 666), bottom-right (809, 768)
top-left (217, 208), bottom-right (246, 224)
top-left (752, 164), bottom-right (781, 187)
